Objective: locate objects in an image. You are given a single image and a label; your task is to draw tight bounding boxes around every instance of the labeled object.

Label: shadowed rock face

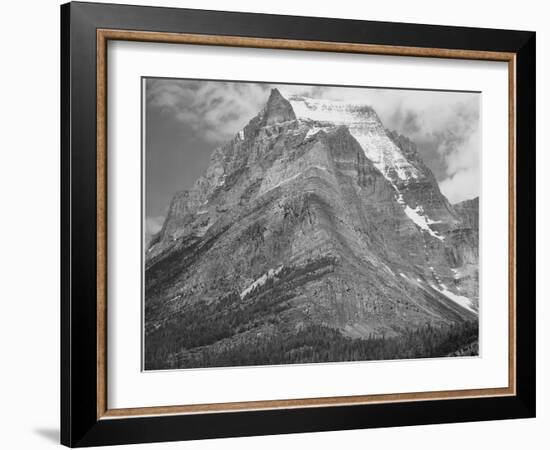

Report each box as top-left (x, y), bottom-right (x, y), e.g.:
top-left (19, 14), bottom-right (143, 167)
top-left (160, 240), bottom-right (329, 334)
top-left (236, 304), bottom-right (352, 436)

top-left (450, 197), bottom-right (479, 304)
top-left (145, 89), bottom-right (479, 369)
top-left (262, 88), bottom-right (296, 125)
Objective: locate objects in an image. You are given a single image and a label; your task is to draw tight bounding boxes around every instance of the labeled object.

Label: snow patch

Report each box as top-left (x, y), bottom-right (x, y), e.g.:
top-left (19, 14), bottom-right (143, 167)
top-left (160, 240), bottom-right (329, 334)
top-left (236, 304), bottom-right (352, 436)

top-left (381, 263), bottom-right (394, 276)
top-left (311, 165), bottom-right (329, 172)
top-left (305, 125), bottom-right (332, 139)
top-left (400, 273), bottom-right (424, 285)
top-left (390, 181), bottom-right (444, 241)
top-left (240, 266), bottom-right (284, 299)
top-left (403, 205), bottom-right (444, 241)
top-left (430, 284), bottom-right (477, 314)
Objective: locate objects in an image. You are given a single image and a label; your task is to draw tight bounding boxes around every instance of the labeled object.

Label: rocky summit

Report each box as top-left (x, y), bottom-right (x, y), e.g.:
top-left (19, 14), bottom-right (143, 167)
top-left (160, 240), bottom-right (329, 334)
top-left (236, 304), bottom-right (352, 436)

top-left (144, 88), bottom-right (479, 370)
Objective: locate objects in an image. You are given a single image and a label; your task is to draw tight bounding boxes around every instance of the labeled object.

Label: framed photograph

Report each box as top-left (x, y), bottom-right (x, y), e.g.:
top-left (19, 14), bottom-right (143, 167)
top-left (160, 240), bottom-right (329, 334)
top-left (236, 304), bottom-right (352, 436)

top-left (61, 2), bottom-right (535, 447)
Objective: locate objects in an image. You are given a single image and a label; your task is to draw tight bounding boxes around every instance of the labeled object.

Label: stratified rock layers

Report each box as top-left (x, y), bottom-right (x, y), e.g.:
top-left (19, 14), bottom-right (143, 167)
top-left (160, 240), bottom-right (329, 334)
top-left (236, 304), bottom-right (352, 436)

top-left (144, 89), bottom-right (479, 369)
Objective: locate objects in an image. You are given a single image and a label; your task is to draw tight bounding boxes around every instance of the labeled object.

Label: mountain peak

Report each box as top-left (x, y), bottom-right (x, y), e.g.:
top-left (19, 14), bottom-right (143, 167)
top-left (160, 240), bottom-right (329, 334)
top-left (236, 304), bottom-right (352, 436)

top-left (268, 87), bottom-right (283, 101)
top-left (262, 88), bottom-right (296, 125)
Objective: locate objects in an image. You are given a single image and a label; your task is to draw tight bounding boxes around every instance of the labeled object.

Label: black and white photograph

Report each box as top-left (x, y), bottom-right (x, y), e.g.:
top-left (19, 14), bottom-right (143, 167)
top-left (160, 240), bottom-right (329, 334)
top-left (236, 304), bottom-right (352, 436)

top-left (143, 79), bottom-right (481, 371)
top-left (0, 0), bottom-right (542, 447)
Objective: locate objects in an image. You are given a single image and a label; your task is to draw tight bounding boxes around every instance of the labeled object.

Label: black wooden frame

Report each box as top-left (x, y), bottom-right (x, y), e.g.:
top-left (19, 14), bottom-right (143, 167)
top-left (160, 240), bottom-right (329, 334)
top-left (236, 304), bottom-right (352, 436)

top-left (61, 1), bottom-right (536, 447)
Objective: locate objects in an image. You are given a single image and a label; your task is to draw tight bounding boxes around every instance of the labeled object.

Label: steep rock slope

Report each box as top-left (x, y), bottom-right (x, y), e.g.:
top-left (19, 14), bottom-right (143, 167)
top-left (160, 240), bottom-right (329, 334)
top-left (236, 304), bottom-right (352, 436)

top-left (145, 89), bottom-right (479, 369)
top-left (451, 197), bottom-right (480, 304)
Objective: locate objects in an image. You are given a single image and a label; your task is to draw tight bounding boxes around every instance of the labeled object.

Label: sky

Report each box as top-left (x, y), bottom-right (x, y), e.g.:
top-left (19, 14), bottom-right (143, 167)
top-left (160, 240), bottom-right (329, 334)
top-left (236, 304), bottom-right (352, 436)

top-left (145, 78), bottom-right (480, 240)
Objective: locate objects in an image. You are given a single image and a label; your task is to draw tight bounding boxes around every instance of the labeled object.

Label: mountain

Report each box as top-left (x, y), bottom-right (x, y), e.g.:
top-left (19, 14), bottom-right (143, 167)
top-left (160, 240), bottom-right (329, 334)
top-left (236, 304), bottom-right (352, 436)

top-left (145, 88), bottom-right (479, 370)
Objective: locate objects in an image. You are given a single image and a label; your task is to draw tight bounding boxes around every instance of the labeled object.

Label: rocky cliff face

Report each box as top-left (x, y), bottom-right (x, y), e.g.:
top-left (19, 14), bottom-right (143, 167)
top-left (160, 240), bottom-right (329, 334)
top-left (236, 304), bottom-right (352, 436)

top-left (145, 89), bottom-right (479, 369)
top-left (450, 197), bottom-right (480, 304)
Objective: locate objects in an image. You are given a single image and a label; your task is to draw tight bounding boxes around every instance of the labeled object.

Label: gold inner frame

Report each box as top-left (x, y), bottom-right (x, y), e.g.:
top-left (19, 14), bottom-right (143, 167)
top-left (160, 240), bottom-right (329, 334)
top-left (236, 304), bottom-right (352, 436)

top-left (96, 29), bottom-right (517, 420)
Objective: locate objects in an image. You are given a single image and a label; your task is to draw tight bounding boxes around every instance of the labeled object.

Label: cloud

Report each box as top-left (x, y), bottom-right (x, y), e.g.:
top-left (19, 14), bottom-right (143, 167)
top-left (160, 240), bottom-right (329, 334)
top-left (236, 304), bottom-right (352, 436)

top-left (146, 79), bottom-right (269, 143)
top-left (418, 101), bottom-right (480, 204)
top-left (439, 166), bottom-right (480, 204)
top-left (145, 215), bottom-right (164, 245)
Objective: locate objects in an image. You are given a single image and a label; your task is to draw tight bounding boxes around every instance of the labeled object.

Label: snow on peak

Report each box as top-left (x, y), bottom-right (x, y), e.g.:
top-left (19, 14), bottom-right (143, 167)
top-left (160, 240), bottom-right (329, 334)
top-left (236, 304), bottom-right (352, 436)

top-left (286, 95), bottom-right (375, 124)
top-left (283, 93), bottom-right (443, 240)
top-left (285, 94), bottom-right (420, 183)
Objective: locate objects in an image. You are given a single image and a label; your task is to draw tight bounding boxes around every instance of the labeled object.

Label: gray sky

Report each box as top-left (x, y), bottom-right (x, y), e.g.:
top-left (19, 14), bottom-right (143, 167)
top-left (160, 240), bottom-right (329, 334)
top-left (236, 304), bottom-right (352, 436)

top-left (145, 78), bottom-right (480, 239)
